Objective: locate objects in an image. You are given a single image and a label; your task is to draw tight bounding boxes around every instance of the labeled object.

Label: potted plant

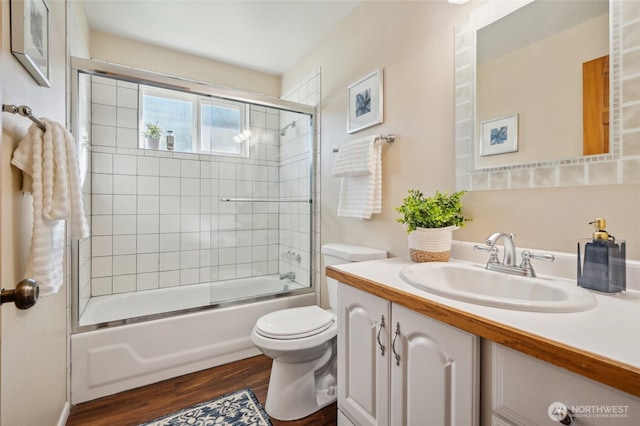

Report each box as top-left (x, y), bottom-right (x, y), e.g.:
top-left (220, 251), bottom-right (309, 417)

top-left (395, 189), bottom-right (471, 262)
top-left (142, 121), bottom-right (163, 150)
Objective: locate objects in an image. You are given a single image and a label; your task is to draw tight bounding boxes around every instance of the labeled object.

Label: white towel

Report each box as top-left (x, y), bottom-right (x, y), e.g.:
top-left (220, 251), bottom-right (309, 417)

top-left (332, 136), bottom-right (382, 219)
top-left (11, 119), bottom-right (90, 296)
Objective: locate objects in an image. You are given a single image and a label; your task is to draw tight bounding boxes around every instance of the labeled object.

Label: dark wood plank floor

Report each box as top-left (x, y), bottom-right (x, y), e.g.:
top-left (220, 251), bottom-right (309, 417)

top-left (66, 354), bottom-right (337, 426)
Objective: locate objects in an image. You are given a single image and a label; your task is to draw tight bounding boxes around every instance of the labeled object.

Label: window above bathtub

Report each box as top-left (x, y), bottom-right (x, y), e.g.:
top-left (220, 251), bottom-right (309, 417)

top-left (140, 85), bottom-right (249, 158)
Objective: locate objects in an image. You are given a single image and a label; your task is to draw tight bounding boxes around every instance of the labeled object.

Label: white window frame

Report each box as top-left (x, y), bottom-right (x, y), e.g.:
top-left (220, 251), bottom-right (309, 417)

top-left (139, 85), bottom-right (196, 150)
top-left (197, 97), bottom-right (249, 158)
top-left (139, 85), bottom-right (249, 158)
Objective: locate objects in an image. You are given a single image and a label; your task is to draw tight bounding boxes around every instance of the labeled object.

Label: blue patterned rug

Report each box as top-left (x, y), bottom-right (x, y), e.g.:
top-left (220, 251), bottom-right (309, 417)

top-left (140, 388), bottom-right (272, 426)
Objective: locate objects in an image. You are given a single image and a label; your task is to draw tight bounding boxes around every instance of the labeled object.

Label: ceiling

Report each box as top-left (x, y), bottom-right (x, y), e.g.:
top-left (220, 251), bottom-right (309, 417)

top-left (81, 0), bottom-right (361, 76)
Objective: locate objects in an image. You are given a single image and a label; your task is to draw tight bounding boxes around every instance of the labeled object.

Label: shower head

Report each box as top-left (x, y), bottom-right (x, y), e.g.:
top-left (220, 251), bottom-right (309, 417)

top-left (280, 121), bottom-right (296, 136)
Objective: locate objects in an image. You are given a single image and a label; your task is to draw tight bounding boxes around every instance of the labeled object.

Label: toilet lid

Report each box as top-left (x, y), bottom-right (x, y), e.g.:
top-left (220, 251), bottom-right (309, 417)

top-left (256, 306), bottom-right (334, 340)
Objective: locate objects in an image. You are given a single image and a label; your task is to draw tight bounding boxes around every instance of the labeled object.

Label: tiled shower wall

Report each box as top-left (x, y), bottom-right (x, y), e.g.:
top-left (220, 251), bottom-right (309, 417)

top-left (78, 74), bottom-right (313, 314)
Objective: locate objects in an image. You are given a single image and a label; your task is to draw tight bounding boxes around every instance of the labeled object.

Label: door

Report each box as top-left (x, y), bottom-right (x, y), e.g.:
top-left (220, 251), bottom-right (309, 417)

top-left (390, 304), bottom-right (480, 426)
top-left (338, 284), bottom-right (390, 426)
top-left (583, 55), bottom-right (610, 155)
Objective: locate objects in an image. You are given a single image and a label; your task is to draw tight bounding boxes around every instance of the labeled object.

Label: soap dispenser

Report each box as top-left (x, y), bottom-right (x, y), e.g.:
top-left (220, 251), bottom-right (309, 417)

top-left (577, 218), bottom-right (626, 293)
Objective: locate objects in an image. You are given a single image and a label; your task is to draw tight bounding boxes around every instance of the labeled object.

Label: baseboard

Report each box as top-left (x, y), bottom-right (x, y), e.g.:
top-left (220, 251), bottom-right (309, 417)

top-left (57, 402), bottom-right (70, 426)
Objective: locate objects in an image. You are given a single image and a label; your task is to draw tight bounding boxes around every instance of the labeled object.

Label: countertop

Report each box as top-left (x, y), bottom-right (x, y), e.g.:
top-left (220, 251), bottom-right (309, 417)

top-left (327, 257), bottom-right (640, 398)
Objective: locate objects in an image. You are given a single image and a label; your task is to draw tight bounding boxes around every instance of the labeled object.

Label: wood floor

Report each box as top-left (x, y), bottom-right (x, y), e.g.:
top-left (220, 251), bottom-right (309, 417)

top-left (66, 355), bottom-right (337, 426)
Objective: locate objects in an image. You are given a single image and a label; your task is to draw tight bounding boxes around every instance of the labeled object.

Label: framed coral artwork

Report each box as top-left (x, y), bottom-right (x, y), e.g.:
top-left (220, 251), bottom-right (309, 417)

top-left (480, 113), bottom-right (519, 156)
top-left (347, 69), bottom-right (383, 133)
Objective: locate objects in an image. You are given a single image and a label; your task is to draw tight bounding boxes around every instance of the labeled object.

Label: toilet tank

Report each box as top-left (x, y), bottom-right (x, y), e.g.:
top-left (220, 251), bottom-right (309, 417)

top-left (322, 243), bottom-right (387, 310)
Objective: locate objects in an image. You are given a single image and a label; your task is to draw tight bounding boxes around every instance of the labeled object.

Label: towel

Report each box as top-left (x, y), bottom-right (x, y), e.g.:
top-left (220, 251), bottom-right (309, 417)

top-left (332, 136), bottom-right (382, 219)
top-left (11, 119), bottom-right (90, 296)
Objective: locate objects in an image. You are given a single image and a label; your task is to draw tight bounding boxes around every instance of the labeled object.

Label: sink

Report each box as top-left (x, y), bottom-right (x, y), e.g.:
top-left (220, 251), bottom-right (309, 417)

top-left (399, 262), bottom-right (597, 313)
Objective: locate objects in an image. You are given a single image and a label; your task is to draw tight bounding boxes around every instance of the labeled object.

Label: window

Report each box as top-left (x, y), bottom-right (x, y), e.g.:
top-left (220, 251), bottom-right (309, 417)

top-left (140, 85), bottom-right (248, 157)
top-left (199, 98), bottom-right (248, 157)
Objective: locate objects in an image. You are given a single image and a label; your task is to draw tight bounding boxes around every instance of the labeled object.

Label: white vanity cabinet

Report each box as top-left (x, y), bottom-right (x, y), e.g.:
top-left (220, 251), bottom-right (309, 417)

top-left (483, 341), bottom-right (640, 426)
top-left (338, 283), bottom-right (480, 426)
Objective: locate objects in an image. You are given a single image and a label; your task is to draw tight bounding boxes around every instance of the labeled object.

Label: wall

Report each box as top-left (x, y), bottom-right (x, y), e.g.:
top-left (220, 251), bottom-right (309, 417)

top-left (1, 0), bottom-right (89, 424)
top-left (281, 0), bottom-right (640, 309)
top-left (90, 31), bottom-right (281, 98)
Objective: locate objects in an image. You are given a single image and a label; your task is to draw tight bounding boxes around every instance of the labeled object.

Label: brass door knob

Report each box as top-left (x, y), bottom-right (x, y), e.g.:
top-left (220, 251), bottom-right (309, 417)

top-left (1, 278), bottom-right (39, 309)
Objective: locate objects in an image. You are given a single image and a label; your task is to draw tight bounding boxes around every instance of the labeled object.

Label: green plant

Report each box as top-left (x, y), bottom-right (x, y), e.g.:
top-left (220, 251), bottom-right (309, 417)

top-left (395, 189), bottom-right (471, 233)
top-left (143, 121), bottom-right (163, 139)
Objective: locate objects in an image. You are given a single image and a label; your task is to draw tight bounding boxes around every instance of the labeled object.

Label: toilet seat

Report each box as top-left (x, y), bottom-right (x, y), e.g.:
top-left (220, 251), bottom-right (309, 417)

top-left (256, 306), bottom-right (334, 340)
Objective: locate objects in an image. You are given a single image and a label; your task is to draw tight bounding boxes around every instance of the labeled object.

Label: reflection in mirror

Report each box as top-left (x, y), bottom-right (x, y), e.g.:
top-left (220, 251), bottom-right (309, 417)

top-left (453, 0), bottom-right (640, 191)
top-left (476, 0), bottom-right (609, 169)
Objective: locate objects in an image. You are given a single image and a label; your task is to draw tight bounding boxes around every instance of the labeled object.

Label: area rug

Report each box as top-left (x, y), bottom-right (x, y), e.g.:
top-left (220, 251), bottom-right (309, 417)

top-left (140, 388), bottom-right (272, 426)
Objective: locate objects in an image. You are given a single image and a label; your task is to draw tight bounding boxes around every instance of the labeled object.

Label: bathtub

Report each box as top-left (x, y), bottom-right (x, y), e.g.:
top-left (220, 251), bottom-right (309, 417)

top-left (71, 276), bottom-right (316, 404)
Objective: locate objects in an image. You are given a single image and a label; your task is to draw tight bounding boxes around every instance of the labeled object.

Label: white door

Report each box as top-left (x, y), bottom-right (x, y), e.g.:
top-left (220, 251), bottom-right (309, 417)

top-left (338, 284), bottom-right (390, 426)
top-left (390, 304), bottom-right (480, 426)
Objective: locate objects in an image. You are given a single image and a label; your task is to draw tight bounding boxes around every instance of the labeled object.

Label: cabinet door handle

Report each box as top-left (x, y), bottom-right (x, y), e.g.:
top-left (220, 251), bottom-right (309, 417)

top-left (376, 315), bottom-right (386, 356)
top-left (392, 322), bottom-right (400, 366)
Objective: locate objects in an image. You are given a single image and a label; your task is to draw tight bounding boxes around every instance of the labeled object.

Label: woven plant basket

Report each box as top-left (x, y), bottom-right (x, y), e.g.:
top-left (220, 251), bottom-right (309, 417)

top-left (408, 225), bottom-right (457, 263)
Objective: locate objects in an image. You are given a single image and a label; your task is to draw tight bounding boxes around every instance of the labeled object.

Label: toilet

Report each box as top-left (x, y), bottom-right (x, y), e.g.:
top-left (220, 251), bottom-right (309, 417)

top-left (251, 243), bottom-right (387, 420)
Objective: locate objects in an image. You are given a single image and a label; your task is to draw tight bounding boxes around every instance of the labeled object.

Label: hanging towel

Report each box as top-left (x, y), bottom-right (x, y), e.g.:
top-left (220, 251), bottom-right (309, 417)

top-left (11, 119), bottom-right (90, 296)
top-left (331, 136), bottom-right (382, 219)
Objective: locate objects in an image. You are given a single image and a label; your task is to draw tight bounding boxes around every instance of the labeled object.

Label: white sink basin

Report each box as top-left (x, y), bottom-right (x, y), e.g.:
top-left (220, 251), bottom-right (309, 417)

top-left (399, 262), bottom-right (597, 313)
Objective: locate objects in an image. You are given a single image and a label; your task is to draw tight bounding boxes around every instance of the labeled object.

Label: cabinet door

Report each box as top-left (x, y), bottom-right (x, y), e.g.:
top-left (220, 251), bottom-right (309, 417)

top-left (486, 342), bottom-right (640, 426)
top-left (338, 284), bottom-right (391, 426)
top-left (390, 304), bottom-right (480, 426)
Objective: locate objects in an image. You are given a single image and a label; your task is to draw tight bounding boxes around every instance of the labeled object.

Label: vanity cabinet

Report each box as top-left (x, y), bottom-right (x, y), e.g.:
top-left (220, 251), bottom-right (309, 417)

top-left (483, 341), bottom-right (640, 426)
top-left (338, 283), bottom-right (480, 426)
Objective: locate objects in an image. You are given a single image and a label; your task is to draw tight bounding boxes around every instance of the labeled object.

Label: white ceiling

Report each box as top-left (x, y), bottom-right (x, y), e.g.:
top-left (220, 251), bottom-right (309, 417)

top-left (81, 0), bottom-right (361, 76)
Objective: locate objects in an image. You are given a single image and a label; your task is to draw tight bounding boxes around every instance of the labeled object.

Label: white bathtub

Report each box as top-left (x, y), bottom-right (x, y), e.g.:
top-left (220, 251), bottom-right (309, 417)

top-left (78, 275), bottom-right (304, 326)
top-left (71, 277), bottom-right (316, 404)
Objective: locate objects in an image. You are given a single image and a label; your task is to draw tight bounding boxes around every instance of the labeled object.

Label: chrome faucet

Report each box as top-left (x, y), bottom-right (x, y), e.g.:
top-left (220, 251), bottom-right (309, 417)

top-left (474, 232), bottom-right (554, 277)
top-left (279, 271), bottom-right (296, 280)
top-left (486, 232), bottom-right (517, 267)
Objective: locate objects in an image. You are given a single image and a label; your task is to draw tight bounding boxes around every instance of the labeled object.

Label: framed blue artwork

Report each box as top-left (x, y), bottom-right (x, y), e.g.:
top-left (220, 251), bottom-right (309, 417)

top-left (347, 69), bottom-right (383, 133)
top-left (480, 114), bottom-right (518, 156)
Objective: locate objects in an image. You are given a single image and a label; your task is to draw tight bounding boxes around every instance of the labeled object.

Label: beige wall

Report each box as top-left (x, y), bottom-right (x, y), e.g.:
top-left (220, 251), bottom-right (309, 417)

top-left (1, 0), bottom-right (79, 424)
top-left (90, 31), bottom-right (281, 97)
top-left (282, 0), bottom-right (640, 285)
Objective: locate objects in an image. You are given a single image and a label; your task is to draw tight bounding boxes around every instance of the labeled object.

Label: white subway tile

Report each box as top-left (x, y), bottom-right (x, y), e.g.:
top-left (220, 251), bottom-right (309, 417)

top-left (92, 152), bottom-right (113, 174)
top-left (160, 215), bottom-right (181, 233)
top-left (113, 255), bottom-right (137, 275)
top-left (117, 107), bottom-right (138, 129)
top-left (137, 234), bottom-right (159, 253)
top-left (117, 87), bottom-right (138, 109)
top-left (160, 233), bottom-right (180, 252)
top-left (113, 154), bottom-right (137, 175)
top-left (160, 158), bottom-right (181, 177)
top-left (181, 160), bottom-right (200, 178)
top-left (113, 215), bottom-right (137, 235)
top-left (137, 253), bottom-right (159, 273)
top-left (137, 272), bottom-right (159, 290)
top-left (113, 235), bottom-right (137, 255)
top-left (92, 104), bottom-right (117, 126)
top-left (92, 236), bottom-right (113, 257)
top-left (117, 127), bottom-right (138, 149)
top-left (113, 175), bottom-right (137, 195)
top-left (138, 156), bottom-right (160, 176)
top-left (137, 214), bottom-right (160, 234)
top-left (92, 215), bottom-right (113, 236)
top-left (180, 268), bottom-right (199, 285)
top-left (113, 194), bottom-right (137, 215)
top-left (160, 196), bottom-right (181, 214)
top-left (137, 195), bottom-right (159, 214)
top-left (91, 277), bottom-right (112, 296)
top-left (159, 252), bottom-right (180, 271)
top-left (113, 275), bottom-right (136, 293)
top-left (138, 176), bottom-right (160, 195)
top-left (159, 270), bottom-right (179, 288)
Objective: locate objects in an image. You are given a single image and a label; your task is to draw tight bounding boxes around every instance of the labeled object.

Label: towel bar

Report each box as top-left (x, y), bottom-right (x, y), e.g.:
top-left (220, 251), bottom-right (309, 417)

top-left (2, 104), bottom-right (46, 130)
top-left (332, 134), bottom-right (395, 153)
top-left (1, 278), bottom-right (39, 310)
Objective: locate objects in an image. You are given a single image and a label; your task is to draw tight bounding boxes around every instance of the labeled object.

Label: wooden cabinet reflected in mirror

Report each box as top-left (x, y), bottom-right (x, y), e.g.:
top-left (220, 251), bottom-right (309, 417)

top-left (583, 55), bottom-right (609, 156)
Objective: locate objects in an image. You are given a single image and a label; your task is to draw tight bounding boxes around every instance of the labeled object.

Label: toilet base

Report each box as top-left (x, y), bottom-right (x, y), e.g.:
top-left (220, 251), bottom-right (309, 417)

top-left (264, 342), bottom-right (337, 421)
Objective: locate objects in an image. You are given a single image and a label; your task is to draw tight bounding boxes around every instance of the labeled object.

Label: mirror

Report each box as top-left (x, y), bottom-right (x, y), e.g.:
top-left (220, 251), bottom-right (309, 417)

top-left (455, 0), bottom-right (634, 191)
top-left (477, 0), bottom-right (609, 168)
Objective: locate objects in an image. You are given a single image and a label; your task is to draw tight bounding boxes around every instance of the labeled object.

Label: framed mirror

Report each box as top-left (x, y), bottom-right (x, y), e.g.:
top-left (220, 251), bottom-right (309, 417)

top-left (455, 0), bottom-right (639, 191)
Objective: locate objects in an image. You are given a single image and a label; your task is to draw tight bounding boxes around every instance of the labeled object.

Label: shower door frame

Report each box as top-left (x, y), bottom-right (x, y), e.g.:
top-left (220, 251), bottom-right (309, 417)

top-left (70, 57), bottom-right (317, 333)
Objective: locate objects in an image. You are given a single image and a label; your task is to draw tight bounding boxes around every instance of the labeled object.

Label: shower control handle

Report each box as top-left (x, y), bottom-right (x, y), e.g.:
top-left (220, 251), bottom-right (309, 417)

top-left (1, 278), bottom-right (39, 310)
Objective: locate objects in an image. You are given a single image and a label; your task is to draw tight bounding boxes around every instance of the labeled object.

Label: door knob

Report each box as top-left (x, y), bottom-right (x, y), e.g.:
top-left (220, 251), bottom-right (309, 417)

top-left (1, 278), bottom-right (39, 309)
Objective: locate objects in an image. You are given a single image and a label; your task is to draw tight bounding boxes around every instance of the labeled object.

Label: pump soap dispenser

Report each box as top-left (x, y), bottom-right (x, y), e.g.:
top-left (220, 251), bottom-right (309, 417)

top-left (577, 218), bottom-right (626, 293)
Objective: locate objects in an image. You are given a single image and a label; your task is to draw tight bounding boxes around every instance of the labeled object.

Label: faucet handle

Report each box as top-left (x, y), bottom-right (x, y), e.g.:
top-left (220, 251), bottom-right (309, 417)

top-left (519, 250), bottom-right (555, 277)
top-left (474, 244), bottom-right (500, 264)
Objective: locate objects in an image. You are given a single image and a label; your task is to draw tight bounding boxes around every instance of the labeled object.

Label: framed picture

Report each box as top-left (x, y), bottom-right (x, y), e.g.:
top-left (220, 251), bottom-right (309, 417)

top-left (11, 0), bottom-right (51, 88)
top-left (480, 114), bottom-right (519, 156)
top-left (347, 69), bottom-right (383, 133)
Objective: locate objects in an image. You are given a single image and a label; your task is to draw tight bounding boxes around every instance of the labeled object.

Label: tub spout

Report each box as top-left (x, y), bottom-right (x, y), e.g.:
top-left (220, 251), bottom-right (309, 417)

top-left (279, 272), bottom-right (295, 280)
